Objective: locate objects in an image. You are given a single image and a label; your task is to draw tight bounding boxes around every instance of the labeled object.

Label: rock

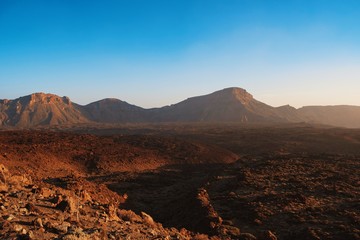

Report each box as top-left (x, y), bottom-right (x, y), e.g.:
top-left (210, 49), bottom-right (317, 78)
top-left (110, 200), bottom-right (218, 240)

top-left (44, 220), bottom-right (55, 230)
top-left (79, 189), bottom-right (92, 203)
top-left (13, 224), bottom-right (24, 232)
top-left (56, 196), bottom-right (77, 213)
top-left (260, 230), bottom-right (277, 240)
top-left (0, 220), bottom-right (11, 231)
top-left (8, 175), bottom-right (32, 187)
top-left (0, 164), bottom-right (9, 193)
top-left (117, 209), bottom-right (142, 223)
top-left (5, 214), bottom-right (15, 221)
top-left (0, 164), bottom-right (9, 183)
top-left (50, 195), bottom-right (63, 206)
top-left (141, 211), bottom-right (156, 227)
top-left (108, 204), bottom-right (120, 221)
top-left (221, 225), bottom-right (241, 237)
top-left (33, 217), bottom-right (43, 228)
top-left (254, 219), bottom-right (262, 225)
top-left (193, 233), bottom-right (209, 239)
top-left (19, 207), bottom-right (29, 215)
top-left (62, 233), bottom-right (90, 240)
top-left (62, 226), bottom-right (90, 239)
top-left (149, 229), bottom-right (158, 236)
top-left (25, 202), bottom-right (38, 213)
top-left (0, 183), bottom-right (8, 193)
top-left (54, 221), bottom-right (71, 233)
top-left (39, 187), bottom-right (54, 198)
top-left (28, 230), bottom-right (35, 239)
top-left (239, 233), bottom-right (257, 240)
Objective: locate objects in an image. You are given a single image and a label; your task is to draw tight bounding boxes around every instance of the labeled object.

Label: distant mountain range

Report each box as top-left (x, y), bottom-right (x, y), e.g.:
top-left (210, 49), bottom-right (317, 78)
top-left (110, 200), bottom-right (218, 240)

top-left (1, 87), bottom-right (360, 128)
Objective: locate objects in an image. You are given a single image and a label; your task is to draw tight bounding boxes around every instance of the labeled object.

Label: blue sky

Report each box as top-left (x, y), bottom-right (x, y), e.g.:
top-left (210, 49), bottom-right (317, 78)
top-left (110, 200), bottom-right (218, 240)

top-left (1, 0), bottom-right (360, 108)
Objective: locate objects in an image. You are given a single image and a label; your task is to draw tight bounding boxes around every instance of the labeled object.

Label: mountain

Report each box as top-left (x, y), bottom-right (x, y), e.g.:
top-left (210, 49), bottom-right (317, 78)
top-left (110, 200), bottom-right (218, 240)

top-left (1, 88), bottom-right (360, 128)
top-left (0, 93), bottom-right (89, 127)
top-left (275, 104), bottom-right (304, 122)
top-left (84, 98), bottom-right (147, 123)
top-left (151, 87), bottom-right (287, 122)
top-left (298, 105), bottom-right (360, 128)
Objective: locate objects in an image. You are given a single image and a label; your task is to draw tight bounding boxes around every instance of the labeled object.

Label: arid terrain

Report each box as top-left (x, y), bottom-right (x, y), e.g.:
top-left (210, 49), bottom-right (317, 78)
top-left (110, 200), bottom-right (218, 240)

top-left (0, 123), bottom-right (359, 239)
top-left (3, 0), bottom-right (360, 238)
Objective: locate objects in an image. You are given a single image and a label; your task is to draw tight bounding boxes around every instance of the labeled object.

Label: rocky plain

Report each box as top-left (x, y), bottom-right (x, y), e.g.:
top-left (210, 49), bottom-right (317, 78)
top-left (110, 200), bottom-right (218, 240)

top-left (0, 123), bottom-right (359, 239)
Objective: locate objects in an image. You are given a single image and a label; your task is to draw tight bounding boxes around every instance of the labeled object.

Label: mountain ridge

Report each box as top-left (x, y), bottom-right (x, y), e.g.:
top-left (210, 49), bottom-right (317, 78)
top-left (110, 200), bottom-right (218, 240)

top-left (1, 88), bottom-right (360, 128)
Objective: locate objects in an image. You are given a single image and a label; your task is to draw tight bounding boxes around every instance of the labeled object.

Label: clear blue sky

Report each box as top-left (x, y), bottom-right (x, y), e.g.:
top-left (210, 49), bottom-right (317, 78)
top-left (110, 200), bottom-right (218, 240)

top-left (1, 0), bottom-right (360, 108)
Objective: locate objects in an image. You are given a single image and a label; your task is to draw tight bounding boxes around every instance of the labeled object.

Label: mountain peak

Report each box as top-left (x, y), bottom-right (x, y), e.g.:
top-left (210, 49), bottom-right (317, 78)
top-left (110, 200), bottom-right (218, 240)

top-left (96, 98), bottom-right (123, 103)
top-left (213, 87), bottom-right (254, 105)
top-left (23, 93), bottom-right (72, 105)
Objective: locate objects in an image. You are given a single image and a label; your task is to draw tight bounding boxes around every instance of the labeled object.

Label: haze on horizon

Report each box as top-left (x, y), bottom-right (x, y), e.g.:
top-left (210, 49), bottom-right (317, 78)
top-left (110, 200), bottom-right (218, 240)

top-left (1, 0), bottom-right (360, 109)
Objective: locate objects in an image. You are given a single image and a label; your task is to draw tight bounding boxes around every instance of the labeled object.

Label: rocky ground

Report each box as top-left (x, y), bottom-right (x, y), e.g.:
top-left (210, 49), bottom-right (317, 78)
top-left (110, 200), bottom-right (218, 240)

top-left (208, 154), bottom-right (360, 239)
top-left (0, 124), bottom-right (359, 239)
top-left (0, 163), bottom-right (225, 239)
top-left (101, 154), bottom-right (359, 240)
